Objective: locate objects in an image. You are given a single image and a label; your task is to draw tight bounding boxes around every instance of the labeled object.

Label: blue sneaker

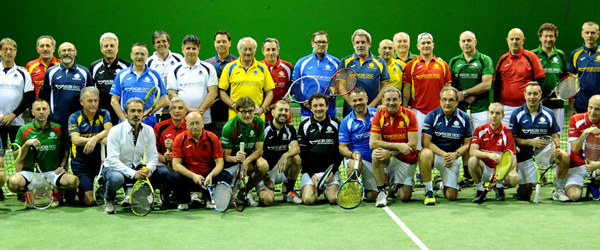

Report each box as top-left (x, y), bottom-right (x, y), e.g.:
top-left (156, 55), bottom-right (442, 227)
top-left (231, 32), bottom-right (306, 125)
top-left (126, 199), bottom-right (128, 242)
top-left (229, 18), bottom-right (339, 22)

top-left (590, 183), bottom-right (600, 201)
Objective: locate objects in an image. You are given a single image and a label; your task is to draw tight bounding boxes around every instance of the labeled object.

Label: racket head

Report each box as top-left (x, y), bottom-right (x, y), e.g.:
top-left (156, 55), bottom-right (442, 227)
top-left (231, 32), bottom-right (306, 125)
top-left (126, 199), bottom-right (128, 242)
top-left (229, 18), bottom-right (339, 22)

top-left (212, 182), bottom-right (233, 212)
top-left (317, 164), bottom-right (335, 190)
top-left (533, 136), bottom-right (556, 168)
top-left (232, 174), bottom-right (247, 212)
top-left (285, 76), bottom-right (320, 103)
top-left (130, 179), bottom-right (154, 216)
top-left (93, 165), bottom-right (106, 208)
top-left (0, 142), bottom-right (21, 171)
top-left (583, 133), bottom-right (600, 162)
top-left (29, 165), bottom-right (54, 210)
top-left (555, 75), bottom-right (579, 100)
top-left (143, 86), bottom-right (160, 117)
top-left (327, 68), bottom-right (357, 96)
top-left (495, 150), bottom-right (514, 181)
top-left (336, 176), bottom-right (364, 209)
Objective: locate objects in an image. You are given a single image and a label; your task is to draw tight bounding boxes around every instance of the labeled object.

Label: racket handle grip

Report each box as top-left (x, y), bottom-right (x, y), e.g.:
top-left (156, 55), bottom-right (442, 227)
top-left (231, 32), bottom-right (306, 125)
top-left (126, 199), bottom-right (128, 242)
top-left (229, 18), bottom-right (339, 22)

top-left (533, 184), bottom-right (541, 203)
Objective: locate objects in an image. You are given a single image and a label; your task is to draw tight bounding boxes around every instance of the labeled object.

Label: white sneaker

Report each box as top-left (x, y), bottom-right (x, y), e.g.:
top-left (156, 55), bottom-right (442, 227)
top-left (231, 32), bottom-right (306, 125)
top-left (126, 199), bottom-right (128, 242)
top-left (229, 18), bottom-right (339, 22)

top-left (284, 191), bottom-right (303, 204)
top-left (105, 202), bottom-right (116, 214)
top-left (205, 201), bottom-right (215, 210)
top-left (121, 195), bottom-right (131, 207)
top-left (178, 203), bottom-right (189, 211)
top-left (375, 192), bottom-right (388, 207)
top-left (552, 189), bottom-right (570, 202)
top-left (190, 192), bottom-right (202, 205)
top-left (246, 192), bottom-right (259, 207)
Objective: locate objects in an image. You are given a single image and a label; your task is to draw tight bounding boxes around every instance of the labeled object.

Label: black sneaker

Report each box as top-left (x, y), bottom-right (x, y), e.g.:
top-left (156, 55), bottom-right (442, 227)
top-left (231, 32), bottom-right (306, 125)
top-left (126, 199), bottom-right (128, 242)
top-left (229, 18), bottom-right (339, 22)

top-left (0, 189), bottom-right (5, 201)
top-left (472, 190), bottom-right (487, 203)
top-left (459, 177), bottom-right (474, 188)
top-left (17, 193), bottom-right (25, 202)
top-left (494, 187), bottom-right (506, 201)
top-left (388, 184), bottom-right (398, 198)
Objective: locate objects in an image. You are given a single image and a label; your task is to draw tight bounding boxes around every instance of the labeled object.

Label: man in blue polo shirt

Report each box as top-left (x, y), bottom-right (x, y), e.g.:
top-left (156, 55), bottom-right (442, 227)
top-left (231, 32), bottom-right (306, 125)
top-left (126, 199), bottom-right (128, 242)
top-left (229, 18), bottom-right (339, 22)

top-left (206, 31), bottom-right (237, 138)
top-left (420, 87), bottom-right (472, 205)
top-left (340, 29), bottom-right (390, 117)
top-left (338, 87), bottom-right (378, 202)
top-left (510, 81), bottom-right (570, 202)
top-left (68, 87), bottom-right (112, 206)
top-left (292, 31), bottom-right (340, 118)
top-left (569, 21), bottom-right (600, 114)
top-left (110, 43), bottom-right (168, 128)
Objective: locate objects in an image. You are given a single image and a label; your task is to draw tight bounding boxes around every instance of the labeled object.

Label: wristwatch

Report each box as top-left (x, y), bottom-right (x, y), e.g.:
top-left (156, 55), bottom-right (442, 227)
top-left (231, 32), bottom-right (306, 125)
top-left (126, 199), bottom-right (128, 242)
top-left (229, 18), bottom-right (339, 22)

top-left (455, 151), bottom-right (460, 157)
top-left (462, 91), bottom-right (468, 97)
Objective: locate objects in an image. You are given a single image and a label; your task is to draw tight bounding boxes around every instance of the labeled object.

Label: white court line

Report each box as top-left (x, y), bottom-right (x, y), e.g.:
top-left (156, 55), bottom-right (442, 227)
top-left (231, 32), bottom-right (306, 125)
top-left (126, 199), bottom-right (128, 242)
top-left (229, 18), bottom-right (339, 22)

top-left (383, 207), bottom-right (429, 250)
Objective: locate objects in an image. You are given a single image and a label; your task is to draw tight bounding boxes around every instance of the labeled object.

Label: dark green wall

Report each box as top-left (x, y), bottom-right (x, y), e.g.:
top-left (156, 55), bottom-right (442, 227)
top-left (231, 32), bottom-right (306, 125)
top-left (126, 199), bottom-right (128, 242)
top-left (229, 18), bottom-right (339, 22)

top-left (3, 0), bottom-right (599, 68)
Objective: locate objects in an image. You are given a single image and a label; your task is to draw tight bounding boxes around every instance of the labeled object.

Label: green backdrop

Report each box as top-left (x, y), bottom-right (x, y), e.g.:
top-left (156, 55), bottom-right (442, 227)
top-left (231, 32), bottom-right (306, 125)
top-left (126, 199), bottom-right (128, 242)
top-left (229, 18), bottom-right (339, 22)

top-left (2, 0), bottom-right (599, 69)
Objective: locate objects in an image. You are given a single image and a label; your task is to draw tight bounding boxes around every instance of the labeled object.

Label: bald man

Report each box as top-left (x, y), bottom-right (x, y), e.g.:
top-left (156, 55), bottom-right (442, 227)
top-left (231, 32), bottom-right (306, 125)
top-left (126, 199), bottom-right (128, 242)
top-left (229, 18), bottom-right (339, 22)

top-left (379, 39), bottom-right (406, 91)
top-left (393, 32), bottom-right (417, 64)
top-left (493, 28), bottom-right (545, 126)
top-left (569, 22), bottom-right (600, 115)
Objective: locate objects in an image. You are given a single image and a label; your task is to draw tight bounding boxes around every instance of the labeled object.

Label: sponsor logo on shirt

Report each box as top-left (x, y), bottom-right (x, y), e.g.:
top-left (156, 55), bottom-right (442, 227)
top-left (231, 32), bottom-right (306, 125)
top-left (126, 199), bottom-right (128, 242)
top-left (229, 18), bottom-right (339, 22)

top-left (55, 84), bottom-right (82, 91)
top-left (452, 121), bottom-right (461, 128)
top-left (73, 73), bottom-right (81, 80)
top-left (186, 144), bottom-right (193, 148)
top-left (49, 132), bottom-right (57, 140)
top-left (249, 130), bottom-right (255, 137)
top-left (368, 63), bottom-right (375, 69)
top-left (398, 121), bottom-right (405, 128)
top-left (497, 139), bottom-right (503, 146)
top-left (539, 117), bottom-right (547, 124)
top-left (326, 126), bottom-right (334, 133)
top-left (282, 133), bottom-right (288, 140)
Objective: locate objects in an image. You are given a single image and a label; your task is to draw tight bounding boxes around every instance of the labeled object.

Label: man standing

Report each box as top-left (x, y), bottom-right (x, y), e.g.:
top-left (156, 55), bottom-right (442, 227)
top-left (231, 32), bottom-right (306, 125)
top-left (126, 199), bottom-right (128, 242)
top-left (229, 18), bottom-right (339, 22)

top-left (260, 38), bottom-right (293, 122)
top-left (167, 35), bottom-right (218, 130)
top-left (26, 36), bottom-right (60, 98)
top-left (298, 93), bottom-right (343, 205)
top-left (219, 37), bottom-right (274, 120)
top-left (569, 22), bottom-right (600, 115)
top-left (90, 32), bottom-right (131, 124)
top-left (340, 29), bottom-right (389, 117)
top-left (393, 32), bottom-right (417, 64)
top-left (68, 87), bottom-right (112, 206)
top-left (378, 39), bottom-right (406, 91)
top-left (292, 31), bottom-right (340, 119)
top-left (110, 43), bottom-right (168, 128)
top-left (402, 32), bottom-right (452, 150)
top-left (493, 28), bottom-right (546, 125)
top-left (419, 87), bottom-right (472, 205)
top-left (206, 31), bottom-right (237, 138)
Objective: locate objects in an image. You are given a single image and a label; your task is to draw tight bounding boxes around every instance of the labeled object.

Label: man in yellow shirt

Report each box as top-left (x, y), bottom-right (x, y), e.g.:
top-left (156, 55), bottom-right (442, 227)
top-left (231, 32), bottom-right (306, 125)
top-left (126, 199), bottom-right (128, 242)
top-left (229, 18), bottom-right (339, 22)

top-left (378, 39), bottom-right (406, 90)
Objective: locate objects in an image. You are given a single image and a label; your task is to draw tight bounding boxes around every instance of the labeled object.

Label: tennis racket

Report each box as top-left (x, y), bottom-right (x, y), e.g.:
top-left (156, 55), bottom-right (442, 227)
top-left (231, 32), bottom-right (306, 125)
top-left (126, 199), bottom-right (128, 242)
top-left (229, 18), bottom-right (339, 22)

top-left (582, 132), bottom-right (600, 198)
top-left (336, 154), bottom-right (364, 209)
top-left (0, 134), bottom-right (21, 171)
top-left (232, 142), bottom-right (247, 212)
top-left (484, 150), bottom-right (514, 196)
top-left (206, 181), bottom-right (233, 212)
top-left (541, 75), bottom-right (579, 103)
top-left (317, 163), bottom-right (335, 190)
top-left (282, 75), bottom-right (321, 104)
top-left (532, 136), bottom-right (558, 203)
top-left (130, 145), bottom-right (155, 216)
top-left (93, 143), bottom-right (106, 208)
top-left (324, 68), bottom-right (357, 97)
top-left (27, 147), bottom-right (56, 210)
top-left (142, 86), bottom-right (161, 119)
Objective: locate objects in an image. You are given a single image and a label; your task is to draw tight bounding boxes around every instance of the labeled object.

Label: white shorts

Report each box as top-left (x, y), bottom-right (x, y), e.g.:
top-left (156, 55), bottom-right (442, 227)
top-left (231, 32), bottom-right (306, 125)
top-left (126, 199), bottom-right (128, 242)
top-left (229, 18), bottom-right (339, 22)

top-left (480, 161), bottom-right (495, 183)
top-left (412, 108), bottom-right (427, 151)
top-left (343, 157), bottom-right (376, 191)
top-left (502, 105), bottom-right (519, 127)
top-left (301, 171), bottom-right (340, 189)
top-left (565, 166), bottom-right (587, 188)
top-left (382, 156), bottom-right (416, 187)
top-left (552, 108), bottom-right (565, 134)
top-left (19, 170), bottom-right (64, 188)
top-left (471, 111), bottom-right (489, 130)
top-left (433, 154), bottom-right (461, 189)
top-left (223, 164), bottom-right (240, 177)
top-left (517, 159), bottom-right (537, 184)
top-left (256, 168), bottom-right (289, 193)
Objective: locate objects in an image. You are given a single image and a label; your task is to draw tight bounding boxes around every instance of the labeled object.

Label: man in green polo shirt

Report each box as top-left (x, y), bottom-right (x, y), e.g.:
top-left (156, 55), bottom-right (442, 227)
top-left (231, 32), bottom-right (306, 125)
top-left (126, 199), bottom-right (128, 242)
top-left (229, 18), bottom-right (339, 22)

top-left (7, 99), bottom-right (79, 208)
top-left (531, 23), bottom-right (569, 133)
top-left (449, 31), bottom-right (494, 186)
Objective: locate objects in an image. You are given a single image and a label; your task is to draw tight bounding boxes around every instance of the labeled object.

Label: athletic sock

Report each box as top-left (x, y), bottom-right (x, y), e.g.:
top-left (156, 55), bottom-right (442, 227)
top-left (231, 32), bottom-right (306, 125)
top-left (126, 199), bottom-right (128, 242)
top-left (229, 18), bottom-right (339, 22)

top-left (496, 183), bottom-right (505, 189)
top-left (463, 165), bottom-right (472, 179)
top-left (285, 179), bottom-right (296, 194)
top-left (476, 183), bottom-right (484, 191)
top-left (555, 178), bottom-right (565, 190)
top-left (424, 181), bottom-right (433, 192)
top-left (377, 185), bottom-right (386, 193)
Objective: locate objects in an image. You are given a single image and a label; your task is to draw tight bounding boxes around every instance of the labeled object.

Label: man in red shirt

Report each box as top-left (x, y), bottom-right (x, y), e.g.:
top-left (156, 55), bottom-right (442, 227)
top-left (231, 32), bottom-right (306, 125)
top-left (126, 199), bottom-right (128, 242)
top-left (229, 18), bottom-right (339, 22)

top-left (167, 111), bottom-right (224, 211)
top-left (468, 103), bottom-right (519, 203)
top-left (568, 95), bottom-right (600, 201)
top-left (154, 97), bottom-right (188, 169)
top-left (260, 38), bottom-right (293, 122)
top-left (493, 28), bottom-right (546, 125)
top-left (402, 32), bottom-right (451, 150)
top-left (26, 36), bottom-right (60, 98)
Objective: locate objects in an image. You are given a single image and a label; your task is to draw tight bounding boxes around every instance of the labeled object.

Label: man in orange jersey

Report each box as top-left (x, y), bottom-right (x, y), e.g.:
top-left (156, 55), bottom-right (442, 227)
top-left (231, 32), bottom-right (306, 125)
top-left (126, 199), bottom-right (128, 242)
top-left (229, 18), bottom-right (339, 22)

top-left (26, 36), bottom-right (60, 98)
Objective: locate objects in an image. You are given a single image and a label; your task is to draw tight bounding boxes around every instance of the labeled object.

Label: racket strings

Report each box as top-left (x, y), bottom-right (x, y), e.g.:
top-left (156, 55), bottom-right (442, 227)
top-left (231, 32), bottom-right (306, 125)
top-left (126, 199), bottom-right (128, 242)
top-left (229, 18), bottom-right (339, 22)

top-left (213, 183), bottom-right (233, 211)
top-left (131, 183), bottom-right (153, 214)
top-left (289, 82), bottom-right (308, 102)
top-left (495, 151), bottom-right (513, 181)
top-left (555, 77), bottom-right (579, 99)
top-left (584, 135), bottom-right (600, 162)
top-left (337, 182), bottom-right (362, 208)
top-left (333, 71), bottom-right (357, 93)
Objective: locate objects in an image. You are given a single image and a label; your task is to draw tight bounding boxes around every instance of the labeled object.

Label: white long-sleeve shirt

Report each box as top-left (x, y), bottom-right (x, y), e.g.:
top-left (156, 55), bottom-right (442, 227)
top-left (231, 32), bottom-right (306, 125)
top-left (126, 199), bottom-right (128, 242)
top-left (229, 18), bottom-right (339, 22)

top-left (105, 120), bottom-right (158, 178)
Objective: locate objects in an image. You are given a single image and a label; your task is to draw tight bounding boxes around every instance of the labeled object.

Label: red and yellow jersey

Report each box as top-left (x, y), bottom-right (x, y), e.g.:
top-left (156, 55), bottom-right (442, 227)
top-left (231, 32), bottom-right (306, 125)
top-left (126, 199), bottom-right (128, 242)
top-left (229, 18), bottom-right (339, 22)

top-left (471, 123), bottom-right (516, 168)
top-left (25, 56), bottom-right (60, 97)
top-left (371, 107), bottom-right (418, 164)
top-left (403, 55), bottom-right (451, 114)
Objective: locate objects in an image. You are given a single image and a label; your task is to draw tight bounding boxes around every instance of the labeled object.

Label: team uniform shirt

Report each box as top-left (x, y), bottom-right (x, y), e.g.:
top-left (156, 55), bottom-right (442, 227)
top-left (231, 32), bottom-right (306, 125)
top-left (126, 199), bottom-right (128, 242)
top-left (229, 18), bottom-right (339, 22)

top-left (340, 52), bottom-right (390, 116)
top-left (89, 57), bottom-right (131, 124)
top-left (339, 107), bottom-right (377, 162)
top-left (292, 51), bottom-right (340, 117)
top-left (449, 51), bottom-right (495, 113)
top-left (569, 113), bottom-right (600, 168)
top-left (531, 45), bottom-right (568, 109)
top-left (396, 52), bottom-right (418, 64)
top-left (263, 121), bottom-right (298, 169)
top-left (403, 55), bottom-right (452, 114)
top-left (422, 107), bottom-right (473, 153)
top-left (219, 58), bottom-right (275, 119)
top-left (146, 50), bottom-right (183, 80)
top-left (26, 56), bottom-right (60, 97)
top-left (493, 49), bottom-right (546, 107)
top-left (41, 63), bottom-right (93, 129)
top-left (0, 65), bottom-right (34, 126)
top-left (206, 53), bottom-right (237, 123)
top-left (154, 118), bottom-right (187, 156)
top-left (15, 121), bottom-right (62, 172)
top-left (167, 59), bottom-right (218, 124)
top-left (261, 57), bottom-right (293, 121)
top-left (370, 107), bottom-right (419, 164)
top-left (509, 104), bottom-right (560, 162)
top-left (383, 58), bottom-right (406, 90)
top-left (68, 108), bottom-right (111, 171)
top-left (569, 44), bottom-right (600, 112)
top-left (104, 121), bottom-right (159, 178)
top-left (471, 123), bottom-right (517, 168)
top-left (298, 114), bottom-right (342, 176)
top-left (109, 65), bottom-right (167, 127)
top-left (172, 130), bottom-right (223, 176)
top-left (221, 115), bottom-right (265, 164)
